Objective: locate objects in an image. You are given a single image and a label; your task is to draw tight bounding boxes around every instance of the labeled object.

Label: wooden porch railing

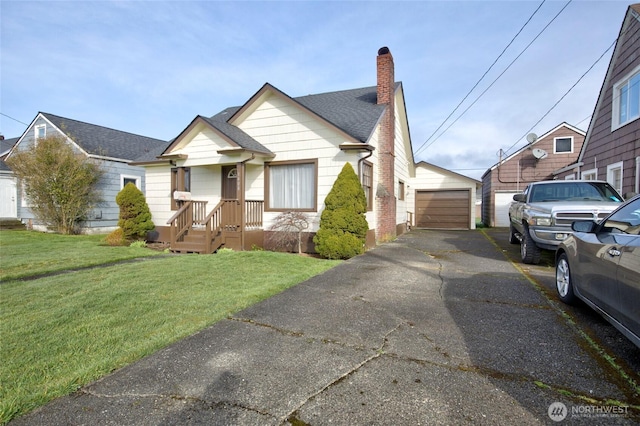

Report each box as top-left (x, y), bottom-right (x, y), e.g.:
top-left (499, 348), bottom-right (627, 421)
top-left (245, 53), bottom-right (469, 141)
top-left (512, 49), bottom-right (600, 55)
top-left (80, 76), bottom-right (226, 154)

top-left (168, 199), bottom-right (264, 253)
top-left (245, 200), bottom-right (263, 230)
top-left (167, 200), bottom-right (208, 245)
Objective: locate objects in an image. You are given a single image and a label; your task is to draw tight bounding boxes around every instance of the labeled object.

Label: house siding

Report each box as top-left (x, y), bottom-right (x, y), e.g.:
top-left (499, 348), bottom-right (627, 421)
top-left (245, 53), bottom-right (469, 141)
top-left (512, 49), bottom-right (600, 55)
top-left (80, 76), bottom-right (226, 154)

top-left (575, 9), bottom-right (640, 196)
top-left (238, 94), bottom-right (378, 233)
top-left (394, 92), bottom-right (412, 230)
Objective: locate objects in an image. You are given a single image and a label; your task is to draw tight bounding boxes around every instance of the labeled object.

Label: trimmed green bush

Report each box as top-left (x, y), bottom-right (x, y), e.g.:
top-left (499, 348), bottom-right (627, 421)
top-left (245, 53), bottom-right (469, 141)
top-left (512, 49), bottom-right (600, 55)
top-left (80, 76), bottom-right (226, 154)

top-left (115, 183), bottom-right (155, 241)
top-left (104, 227), bottom-right (127, 246)
top-left (314, 163), bottom-right (369, 259)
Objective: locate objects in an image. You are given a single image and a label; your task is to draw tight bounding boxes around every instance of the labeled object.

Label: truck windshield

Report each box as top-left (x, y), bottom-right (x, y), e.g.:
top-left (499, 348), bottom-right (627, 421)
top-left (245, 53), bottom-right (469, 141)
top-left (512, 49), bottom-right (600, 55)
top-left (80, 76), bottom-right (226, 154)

top-left (529, 182), bottom-right (623, 203)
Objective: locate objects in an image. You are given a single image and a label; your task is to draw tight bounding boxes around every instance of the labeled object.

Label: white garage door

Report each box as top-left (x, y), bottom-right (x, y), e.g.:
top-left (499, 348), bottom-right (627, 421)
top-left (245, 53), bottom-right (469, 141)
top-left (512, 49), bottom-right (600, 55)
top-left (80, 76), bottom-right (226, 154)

top-left (0, 176), bottom-right (17, 218)
top-left (494, 191), bottom-right (520, 227)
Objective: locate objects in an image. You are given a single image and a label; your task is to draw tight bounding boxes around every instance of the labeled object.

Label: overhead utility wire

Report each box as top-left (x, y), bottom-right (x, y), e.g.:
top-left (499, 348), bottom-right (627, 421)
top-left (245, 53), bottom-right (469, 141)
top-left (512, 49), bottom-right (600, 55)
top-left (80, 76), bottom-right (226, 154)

top-left (413, 0), bottom-right (546, 157)
top-left (414, 0), bottom-right (572, 157)
top-left (502, 36), bottom-right (617, 156)
top-left (0, 112), bottom-right (29, 127)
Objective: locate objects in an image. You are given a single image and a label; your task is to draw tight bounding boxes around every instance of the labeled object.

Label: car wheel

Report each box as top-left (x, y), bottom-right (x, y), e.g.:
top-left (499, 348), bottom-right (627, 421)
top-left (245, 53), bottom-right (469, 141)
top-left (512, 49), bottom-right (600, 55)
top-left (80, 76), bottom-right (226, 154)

top-left (556, 253), bottom-right (577, 304)
top-left (521, 228), bottom-right (541, 264)
top-left (509, 224), bottom-right (519, 244)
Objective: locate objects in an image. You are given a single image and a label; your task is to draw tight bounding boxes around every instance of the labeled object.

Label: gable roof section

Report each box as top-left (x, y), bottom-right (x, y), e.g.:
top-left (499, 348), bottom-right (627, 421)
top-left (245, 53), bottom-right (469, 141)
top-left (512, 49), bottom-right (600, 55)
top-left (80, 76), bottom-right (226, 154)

top-left (416, 161), bottom-right (482, 186)
top-left (229, 82), bottom-right (394, 144)
top-left (0, 137), bottom-right (19, 173)
top-left (160, 81), bottom-right (401, 160)
top-left (486, 122), bottom-right (585, 174)
top-left (158, 110), bottom-right (273, 158)
top-left (40, 113), bottom-right (168, 162)
top-left (578, 4), bottom-right (640, 163)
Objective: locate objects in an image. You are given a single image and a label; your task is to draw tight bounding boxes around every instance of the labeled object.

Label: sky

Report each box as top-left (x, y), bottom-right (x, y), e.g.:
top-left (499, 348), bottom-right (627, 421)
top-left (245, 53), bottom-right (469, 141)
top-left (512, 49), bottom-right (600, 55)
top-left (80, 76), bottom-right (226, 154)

top-left (0, 0), bottom-right (632, 180)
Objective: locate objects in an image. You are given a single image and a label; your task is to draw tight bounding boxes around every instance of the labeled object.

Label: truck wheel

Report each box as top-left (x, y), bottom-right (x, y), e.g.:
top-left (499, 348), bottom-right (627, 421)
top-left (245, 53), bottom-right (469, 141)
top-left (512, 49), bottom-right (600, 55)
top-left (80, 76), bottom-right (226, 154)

top-left (509, 224), bottom-right (519, 244)
top-left (521, 228), bottom-right (541, 264)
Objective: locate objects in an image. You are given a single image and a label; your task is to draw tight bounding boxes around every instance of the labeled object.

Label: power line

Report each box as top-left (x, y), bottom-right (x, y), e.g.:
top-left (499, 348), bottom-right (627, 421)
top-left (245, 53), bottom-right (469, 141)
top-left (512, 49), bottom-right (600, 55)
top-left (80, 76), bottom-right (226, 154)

top-left (0, 112), bottom-right (29, 127)
top-left (414, 0), bottom-right (546, 157)
top-left (415, 0), bottom-right (572, 157)
top-left (501, 36), bottom-right (616, 157)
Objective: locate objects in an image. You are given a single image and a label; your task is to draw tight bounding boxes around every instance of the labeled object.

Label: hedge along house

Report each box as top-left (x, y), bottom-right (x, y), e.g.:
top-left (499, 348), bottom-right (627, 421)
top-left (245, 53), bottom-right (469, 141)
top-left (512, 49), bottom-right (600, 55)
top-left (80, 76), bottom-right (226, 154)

top-left (6, 112), bottom-right (169, 233)
top-left (134, 47), bottom-right (415, 254)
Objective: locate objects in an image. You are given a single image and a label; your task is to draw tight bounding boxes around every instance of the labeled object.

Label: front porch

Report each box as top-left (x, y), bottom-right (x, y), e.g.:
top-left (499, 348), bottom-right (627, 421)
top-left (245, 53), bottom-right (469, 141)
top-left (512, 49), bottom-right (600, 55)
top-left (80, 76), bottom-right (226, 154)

top-left (167, 199), bottom-right (264, 254)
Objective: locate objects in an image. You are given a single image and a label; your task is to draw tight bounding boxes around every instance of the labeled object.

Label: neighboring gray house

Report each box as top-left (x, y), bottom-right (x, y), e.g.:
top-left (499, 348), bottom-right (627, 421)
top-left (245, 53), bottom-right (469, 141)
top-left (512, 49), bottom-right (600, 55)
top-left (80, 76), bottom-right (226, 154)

top-left (5, 112), bottom-right (168, 232)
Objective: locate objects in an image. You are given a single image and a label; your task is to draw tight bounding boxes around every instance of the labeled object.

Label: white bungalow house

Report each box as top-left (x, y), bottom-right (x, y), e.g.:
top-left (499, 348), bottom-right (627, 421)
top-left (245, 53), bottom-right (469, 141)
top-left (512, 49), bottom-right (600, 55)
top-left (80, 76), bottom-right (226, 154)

top-left (135, 47), bottom-right (479, 254)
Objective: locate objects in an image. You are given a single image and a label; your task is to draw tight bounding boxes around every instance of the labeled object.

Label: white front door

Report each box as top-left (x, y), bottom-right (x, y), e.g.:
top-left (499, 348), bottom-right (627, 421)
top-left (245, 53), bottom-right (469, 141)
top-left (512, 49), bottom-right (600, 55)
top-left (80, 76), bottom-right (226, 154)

top-left (0, 176), bottom-right (18, 218)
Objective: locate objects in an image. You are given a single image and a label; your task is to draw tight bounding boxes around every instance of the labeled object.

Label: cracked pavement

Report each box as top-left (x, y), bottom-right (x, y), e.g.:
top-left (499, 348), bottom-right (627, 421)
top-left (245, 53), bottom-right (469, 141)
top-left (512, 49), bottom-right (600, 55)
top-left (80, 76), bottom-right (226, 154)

top-left (11, 230), bottom-right (640, 425)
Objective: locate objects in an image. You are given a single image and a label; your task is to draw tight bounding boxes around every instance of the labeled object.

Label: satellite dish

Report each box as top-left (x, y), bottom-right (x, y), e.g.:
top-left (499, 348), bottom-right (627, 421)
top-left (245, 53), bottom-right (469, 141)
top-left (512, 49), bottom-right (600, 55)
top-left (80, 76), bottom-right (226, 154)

top-left (526, 133), bottom-right (538, 144)
top-left (532, 148), bottom-right (548, 160)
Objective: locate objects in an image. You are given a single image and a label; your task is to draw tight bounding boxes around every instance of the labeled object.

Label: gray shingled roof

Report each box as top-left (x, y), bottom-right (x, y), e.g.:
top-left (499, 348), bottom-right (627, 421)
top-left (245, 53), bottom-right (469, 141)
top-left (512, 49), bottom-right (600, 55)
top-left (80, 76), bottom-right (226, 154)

top-left (294, 84), bottom-right (392, 143)
top-left (1, 137), bottom-right (19, 156)
top-left (203, 108), bottom-right (273, 154)
top-left (1, 137), bottom-right (19, 172)
top-left (42, 113), bottom-right (169, 161)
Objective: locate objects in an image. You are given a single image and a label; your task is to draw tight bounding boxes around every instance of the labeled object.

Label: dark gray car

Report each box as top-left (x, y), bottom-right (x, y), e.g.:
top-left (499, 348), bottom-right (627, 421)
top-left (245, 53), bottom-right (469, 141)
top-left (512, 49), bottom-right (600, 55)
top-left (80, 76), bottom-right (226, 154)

top-left (555, 195), bottom-right (640, 348)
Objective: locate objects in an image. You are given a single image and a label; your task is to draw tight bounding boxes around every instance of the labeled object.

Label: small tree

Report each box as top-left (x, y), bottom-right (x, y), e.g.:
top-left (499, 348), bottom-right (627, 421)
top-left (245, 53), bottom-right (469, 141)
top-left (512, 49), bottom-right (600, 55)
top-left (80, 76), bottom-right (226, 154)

top-left (115, 183), bottom-right (155, 241)
top-left (7, 135), bottom-right (104, 234)
top-left (313, 163), bottom-right (369, 259)
top-left (267, 211), bottom-right (310, 254)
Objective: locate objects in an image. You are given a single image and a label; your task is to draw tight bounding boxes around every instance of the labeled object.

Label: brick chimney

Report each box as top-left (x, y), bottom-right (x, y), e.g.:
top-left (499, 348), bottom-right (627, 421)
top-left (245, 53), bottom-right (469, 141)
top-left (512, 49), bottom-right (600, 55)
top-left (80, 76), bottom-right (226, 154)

top-left (376, 46), bottom-right (396, 242)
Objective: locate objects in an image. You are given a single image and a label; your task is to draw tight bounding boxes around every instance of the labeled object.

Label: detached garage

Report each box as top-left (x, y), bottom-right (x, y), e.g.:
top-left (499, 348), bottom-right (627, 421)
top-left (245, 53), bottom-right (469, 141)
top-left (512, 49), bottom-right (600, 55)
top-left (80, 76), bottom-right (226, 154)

top-left (407, 162), bottom-right (481, 230)
top-left (415, 189), bottom-right (471, 229)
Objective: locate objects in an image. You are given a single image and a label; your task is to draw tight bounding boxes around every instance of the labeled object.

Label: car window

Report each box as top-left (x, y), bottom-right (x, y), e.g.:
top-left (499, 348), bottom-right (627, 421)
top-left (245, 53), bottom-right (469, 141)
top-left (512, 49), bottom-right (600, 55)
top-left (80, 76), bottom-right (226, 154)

top-left (602, 199), bottom-right (640, 235)
top-left (530, 182), bottom-right (623, 202)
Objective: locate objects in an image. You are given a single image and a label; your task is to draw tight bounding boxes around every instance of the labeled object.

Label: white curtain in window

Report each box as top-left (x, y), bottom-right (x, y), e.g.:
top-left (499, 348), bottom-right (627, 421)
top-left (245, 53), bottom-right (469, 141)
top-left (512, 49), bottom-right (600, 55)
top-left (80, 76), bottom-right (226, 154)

top-left (270, 163), bottom-right (314, 209)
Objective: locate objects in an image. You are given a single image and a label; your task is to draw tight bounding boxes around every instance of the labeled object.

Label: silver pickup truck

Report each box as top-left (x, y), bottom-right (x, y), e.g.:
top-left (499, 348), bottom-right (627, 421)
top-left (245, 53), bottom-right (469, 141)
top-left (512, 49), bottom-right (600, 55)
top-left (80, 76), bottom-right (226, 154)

top-left (508, 180), bottom-right (624, 264)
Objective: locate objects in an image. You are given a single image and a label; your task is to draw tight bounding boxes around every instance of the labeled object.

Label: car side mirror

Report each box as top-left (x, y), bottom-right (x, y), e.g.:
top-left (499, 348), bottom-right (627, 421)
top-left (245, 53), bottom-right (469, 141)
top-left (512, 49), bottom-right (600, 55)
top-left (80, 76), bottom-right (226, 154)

top-left (513, 194), bottom-right (526, 202)
top-left (571, 221), bottom-right (597, 233)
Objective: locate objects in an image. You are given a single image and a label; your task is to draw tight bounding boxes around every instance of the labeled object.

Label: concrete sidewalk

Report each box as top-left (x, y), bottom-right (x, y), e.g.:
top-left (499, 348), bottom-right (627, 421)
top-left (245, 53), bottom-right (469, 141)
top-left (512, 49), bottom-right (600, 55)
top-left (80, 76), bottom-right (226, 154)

top-left (11, 230), bottom-right (639, 425)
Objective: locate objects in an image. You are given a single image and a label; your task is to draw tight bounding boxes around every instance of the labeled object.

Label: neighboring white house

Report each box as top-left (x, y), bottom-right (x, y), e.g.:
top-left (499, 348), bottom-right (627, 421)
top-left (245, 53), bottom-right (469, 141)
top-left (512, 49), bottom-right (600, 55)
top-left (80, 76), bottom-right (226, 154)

top-left (134, 47), bottom-right (480, 254)
top-left (0, 137), bottom-right (19, 220)
top-left (5, 112), bottom-right (168, 232)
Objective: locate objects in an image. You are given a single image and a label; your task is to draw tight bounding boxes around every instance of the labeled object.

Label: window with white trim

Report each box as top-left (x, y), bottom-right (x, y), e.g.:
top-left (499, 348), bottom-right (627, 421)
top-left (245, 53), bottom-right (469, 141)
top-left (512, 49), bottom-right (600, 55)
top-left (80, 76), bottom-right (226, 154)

top-left (35, 125), bottom-right (46, 140)
top-left (121, 175), bottom-right (140, 190)
top-left (612, 65), bottom-right (640, 129)
top-left (564, 174), bottom-right (576, 180)
top-left (265, 159), bottom-right (317, 211)
top-left (554, 137), bottom-right (573, 154)
top-left (607, 161), bottom-right (623, 195)
top-left (581, 169), bottom-right (597, 180)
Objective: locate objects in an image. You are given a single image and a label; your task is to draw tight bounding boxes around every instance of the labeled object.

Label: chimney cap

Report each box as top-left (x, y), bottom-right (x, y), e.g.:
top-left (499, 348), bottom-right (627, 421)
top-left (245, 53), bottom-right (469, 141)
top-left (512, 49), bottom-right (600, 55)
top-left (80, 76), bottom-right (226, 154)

top-left (378, 46), bottom-right (390, 55)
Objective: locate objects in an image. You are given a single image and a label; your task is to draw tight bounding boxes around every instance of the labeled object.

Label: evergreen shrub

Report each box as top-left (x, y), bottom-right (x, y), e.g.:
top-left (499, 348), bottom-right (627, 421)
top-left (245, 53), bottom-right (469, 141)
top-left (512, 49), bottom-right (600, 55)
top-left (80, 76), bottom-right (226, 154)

top-left (314, 163), bottom-right (369, 259)
top-left (115, 183), bottom-right (155, 241)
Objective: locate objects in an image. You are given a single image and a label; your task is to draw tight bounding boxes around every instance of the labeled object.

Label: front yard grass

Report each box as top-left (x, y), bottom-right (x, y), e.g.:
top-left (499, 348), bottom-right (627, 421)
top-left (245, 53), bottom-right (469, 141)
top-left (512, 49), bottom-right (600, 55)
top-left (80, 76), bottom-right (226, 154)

top-left (0, 230), bottom-right (164, 281)
top-left (0, 231), bottom-right (340, 424)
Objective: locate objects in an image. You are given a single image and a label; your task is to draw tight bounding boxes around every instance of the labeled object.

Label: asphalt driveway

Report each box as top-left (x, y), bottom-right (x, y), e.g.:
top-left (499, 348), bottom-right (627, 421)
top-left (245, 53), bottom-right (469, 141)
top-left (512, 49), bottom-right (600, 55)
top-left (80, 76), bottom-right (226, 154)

top-left (11, 229), bottom-right (640, 425)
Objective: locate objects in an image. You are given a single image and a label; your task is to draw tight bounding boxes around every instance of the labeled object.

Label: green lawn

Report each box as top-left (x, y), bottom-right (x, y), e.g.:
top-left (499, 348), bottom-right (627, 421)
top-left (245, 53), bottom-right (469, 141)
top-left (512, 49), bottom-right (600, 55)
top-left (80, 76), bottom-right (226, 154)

top-left (0, 231), bottom-right (340, 424)
top-left (0, 230), bottom-right (164, 281)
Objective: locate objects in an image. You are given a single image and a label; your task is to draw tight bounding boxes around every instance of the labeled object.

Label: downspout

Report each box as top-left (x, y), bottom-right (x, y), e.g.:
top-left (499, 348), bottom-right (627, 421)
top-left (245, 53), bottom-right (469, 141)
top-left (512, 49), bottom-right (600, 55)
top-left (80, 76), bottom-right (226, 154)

top-left (358, 150), bottom-right (374, 181)
top-left (238, 153), bottom-right (255, 251)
